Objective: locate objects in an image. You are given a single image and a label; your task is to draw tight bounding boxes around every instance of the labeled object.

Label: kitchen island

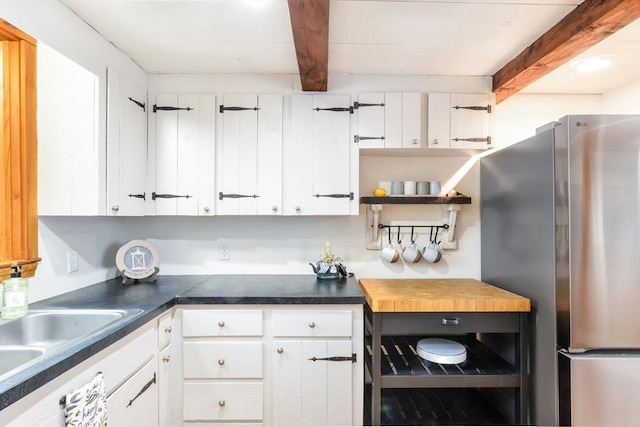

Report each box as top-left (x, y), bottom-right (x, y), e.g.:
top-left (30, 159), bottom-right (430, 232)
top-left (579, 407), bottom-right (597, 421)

top-left (359, 278), bottom-right (531, 426)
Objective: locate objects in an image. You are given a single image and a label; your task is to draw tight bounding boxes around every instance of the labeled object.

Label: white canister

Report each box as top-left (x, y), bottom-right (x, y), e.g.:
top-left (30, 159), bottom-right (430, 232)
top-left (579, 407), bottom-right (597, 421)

top-left (429, 181), bottom-right (441, 195)
top-left (403, 181), bottom-right (417, 195)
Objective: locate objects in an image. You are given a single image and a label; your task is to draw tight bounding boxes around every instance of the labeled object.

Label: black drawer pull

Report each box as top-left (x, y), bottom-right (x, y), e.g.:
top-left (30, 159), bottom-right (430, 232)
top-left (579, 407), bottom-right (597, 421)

top-left (128, 193), bottom-right (146, 200)
top-left (441, 317), bottom-right (460, 325)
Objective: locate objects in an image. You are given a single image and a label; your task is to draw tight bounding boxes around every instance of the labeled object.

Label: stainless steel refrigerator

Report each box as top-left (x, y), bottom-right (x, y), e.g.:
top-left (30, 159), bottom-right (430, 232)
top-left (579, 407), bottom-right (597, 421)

top-left (480, 115), bottom-right (640, 426)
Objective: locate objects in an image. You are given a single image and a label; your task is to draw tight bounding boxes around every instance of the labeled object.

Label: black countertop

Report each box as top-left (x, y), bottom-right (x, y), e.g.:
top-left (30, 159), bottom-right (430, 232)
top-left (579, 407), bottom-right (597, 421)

top-left (0, 274), bottom-right (364, 410)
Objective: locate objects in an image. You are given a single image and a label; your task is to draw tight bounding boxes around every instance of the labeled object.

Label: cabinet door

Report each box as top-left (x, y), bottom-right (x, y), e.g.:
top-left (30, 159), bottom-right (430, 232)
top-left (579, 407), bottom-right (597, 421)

top-left (158, 345), bottom-right (172, 427)
top-left (107, 357), bottom-right (159, 427)
top-left (106, 68), bottom-right (147, 216)
top-left (427, 93), bottom-right (451, 148)
top-left (217, 94), bottom-right (282, 215)
top-left (272, 340), bottom-right (353, 426)
top-left (383, 93), bottom-right (403, 148)
top-left (450, 93), bottom-right (493, 149)
top-left (285, 95), bottom-right (354, 216)
top-left (355, 93), bottom-right (385, 149)
top-left (401, 92), bottom-right (425, 148)
top-left (37, 43), bottom-right (101, 215)
top-left (152, 93), bottom-right (216, 215)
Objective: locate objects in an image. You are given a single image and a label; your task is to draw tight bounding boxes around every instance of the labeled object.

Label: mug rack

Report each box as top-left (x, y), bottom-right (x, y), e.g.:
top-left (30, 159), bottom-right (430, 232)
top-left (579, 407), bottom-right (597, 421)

top-left (361, 197), bottom-right (471, 250)
top-left (378, 223), bottom-right (449, 245)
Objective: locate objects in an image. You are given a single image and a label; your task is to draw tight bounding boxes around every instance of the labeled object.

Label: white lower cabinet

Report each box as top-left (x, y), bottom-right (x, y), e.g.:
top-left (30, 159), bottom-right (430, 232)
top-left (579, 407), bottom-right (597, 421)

top-left (271, 309), bottom-right (355, 427)
top-left (107, 357), bottom-right (159, 426)
top-left (0, 317), bottom-right (161, 426)
top-left (272, 340), bottom-right (353, 427)
top-left (178, 305), bottom-right (362, 427)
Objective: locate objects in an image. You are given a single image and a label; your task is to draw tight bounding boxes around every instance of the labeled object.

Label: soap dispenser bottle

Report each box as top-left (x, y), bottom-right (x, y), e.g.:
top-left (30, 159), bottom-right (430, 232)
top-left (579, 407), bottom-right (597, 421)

top-left (2, 265), bottom-right (29, 319)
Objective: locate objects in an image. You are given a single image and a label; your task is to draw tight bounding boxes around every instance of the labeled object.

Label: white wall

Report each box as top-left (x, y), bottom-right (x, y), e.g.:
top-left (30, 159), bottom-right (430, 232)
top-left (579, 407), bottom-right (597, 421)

top-left (3, 1), bottom-right (638, 302)
top-left (0, 0), bottom-right (146, 301)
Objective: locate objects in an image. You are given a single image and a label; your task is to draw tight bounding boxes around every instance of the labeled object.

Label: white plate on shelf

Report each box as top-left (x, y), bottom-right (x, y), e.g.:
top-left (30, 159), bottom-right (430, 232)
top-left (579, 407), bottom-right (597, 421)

top-left (416, 338), bottom-right (467, 364)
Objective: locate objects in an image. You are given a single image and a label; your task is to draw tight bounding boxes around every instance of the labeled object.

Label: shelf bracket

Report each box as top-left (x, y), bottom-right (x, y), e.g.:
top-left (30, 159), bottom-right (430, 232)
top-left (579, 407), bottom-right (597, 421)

top-left (366, 205), bottom-right (383, 249)
top-left (440, 204), bottom-right (461, 249)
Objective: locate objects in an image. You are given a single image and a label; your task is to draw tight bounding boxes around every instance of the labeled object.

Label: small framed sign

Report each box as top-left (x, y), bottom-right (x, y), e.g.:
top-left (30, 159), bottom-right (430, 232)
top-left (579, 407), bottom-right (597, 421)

top-left (115, 240), bottom-right (159, 284)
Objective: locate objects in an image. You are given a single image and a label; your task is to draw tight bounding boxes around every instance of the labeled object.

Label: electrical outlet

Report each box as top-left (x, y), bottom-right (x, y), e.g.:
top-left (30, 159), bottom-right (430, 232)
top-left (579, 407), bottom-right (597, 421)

top-left (219, 241), bottom-right (230, 260)
top-left (67, 250), bottom-right (79, 273)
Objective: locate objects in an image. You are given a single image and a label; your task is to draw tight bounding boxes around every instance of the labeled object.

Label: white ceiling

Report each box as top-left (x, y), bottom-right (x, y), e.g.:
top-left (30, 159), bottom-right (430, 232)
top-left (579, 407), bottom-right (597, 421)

top-left (60, 0), bottom-right (640, 96)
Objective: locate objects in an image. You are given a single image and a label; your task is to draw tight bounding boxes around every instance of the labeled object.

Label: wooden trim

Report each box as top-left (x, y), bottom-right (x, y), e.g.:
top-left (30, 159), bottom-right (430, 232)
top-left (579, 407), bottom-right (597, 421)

top-left (287, 0), bottom-right (329, 91)
top-left (0, 18), bottom-right (37, 45)
top-left (0, 19), bottom-right (40, 278)
top-left (493, 0), bottom-right (640, 103)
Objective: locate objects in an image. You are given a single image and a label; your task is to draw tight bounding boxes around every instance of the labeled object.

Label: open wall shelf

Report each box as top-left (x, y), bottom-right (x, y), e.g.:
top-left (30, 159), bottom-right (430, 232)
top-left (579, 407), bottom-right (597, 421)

top-left (360, 196), bottom-right (471, 205)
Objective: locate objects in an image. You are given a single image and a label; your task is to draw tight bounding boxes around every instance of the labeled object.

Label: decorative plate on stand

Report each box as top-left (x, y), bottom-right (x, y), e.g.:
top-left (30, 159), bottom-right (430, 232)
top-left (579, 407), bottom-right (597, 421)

top-left (115, 240), bottom-right (160, 284)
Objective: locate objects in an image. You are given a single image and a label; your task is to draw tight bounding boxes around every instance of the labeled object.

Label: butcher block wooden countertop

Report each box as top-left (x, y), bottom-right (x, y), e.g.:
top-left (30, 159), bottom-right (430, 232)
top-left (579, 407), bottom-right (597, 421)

top-left (358, 278), bottom-right (530, 313)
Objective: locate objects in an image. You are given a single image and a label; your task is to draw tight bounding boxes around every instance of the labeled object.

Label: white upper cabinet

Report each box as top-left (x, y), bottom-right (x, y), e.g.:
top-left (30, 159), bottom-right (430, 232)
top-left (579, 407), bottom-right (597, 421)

top-left (37, 43), bottom-right (101, 215)
top-left (150, 93), bottom-right (216, 216)
top-left (285, 95), bottom-right (356, 216)
top-left (216, 94), bottom-right (283, 215)
top-left (427, 93), bottom-right (494, 150)
top-left (106, 68), bottom-right (147, 216)
top-left (355, 92), bottom-right (424, 149)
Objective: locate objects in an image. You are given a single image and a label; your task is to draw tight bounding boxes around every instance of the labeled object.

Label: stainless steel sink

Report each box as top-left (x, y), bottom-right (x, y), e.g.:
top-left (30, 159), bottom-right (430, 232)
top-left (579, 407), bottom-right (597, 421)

top-left (0, 346), bottom-right (46, 377)
top-left (0, 308), bottom-right (142, 380)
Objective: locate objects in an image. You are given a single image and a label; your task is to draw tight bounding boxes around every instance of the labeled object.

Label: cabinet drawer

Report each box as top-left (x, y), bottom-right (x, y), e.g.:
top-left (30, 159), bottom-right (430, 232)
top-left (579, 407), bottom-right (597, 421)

top-left (107, 358), bottom-right (158, 427)
top-left (378, 312), bottom-right (522, 335)
top-left (183, 382), bottom-right (263, 421)
top-left (183, 342), bottom-right (263, 379)
top-left (183, 309), bottom-right (262, 337)
top-left (273, 310), bottom-right (352, 337)
top-left (158, 310), bottom-right (174, 349)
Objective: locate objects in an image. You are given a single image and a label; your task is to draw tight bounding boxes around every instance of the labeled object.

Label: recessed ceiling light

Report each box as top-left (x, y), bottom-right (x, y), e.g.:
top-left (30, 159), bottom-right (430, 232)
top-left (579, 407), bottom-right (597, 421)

top-left (570, 57), bottom-right (612, 74)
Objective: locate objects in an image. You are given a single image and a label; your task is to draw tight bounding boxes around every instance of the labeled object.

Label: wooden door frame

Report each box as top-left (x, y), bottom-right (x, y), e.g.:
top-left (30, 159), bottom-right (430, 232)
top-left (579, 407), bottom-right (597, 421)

top-left (0, 18), bottom-right (40, 280)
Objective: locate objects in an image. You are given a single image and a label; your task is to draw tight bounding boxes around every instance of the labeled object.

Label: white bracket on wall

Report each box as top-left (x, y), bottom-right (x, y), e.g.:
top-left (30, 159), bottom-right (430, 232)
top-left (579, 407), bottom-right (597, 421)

top-left (365, 204), bottom-right (462, 250)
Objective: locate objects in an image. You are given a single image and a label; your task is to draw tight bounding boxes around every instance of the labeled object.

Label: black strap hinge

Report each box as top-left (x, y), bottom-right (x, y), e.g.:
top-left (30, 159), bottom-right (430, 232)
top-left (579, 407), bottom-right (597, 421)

top-left (153, 105), bottom-right (193, 113)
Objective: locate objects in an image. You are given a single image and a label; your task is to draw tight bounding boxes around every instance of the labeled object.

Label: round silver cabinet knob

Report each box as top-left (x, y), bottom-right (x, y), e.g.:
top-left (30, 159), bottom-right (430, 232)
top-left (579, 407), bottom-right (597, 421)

top-left (162, 355), bottom-right (171, 363)
top-left (204, 206), bottom-right (210, 213)
top-left (412, 138), bottom-right (419, 145)
top-left (272, 205), bottom-right (278, 213)
top-left (277, 347), bottom-right (284, 354)
top-left (218, 400), bottom-right (226, 407)
top-left (112, 205), bottom-right (120, 212)
top-left (218, 321), bottom-right (225, 327)
top-left (433, 138), bottom-right (439, 145)
top-left (295, 206), bottom-right (301, 214)
top-left (218, 359), bottom-right (225, 366)
top-left (308, 322), bottom-right (316, 329)
top-left (165, 326), bottom-right (172, 333)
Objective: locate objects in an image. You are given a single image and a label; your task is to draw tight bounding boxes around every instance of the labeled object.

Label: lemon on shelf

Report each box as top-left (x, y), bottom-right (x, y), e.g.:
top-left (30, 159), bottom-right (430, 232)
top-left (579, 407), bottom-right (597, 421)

top-left (373, 187), bottom-right (387, 197)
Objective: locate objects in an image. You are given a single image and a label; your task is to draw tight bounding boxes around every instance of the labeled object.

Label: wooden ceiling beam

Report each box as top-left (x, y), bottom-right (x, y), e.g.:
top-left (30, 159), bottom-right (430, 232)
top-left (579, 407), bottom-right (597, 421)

top-left (287, 0), bottom-right (330, 91)
top-left (493, 0), bottom-right (640, 103)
